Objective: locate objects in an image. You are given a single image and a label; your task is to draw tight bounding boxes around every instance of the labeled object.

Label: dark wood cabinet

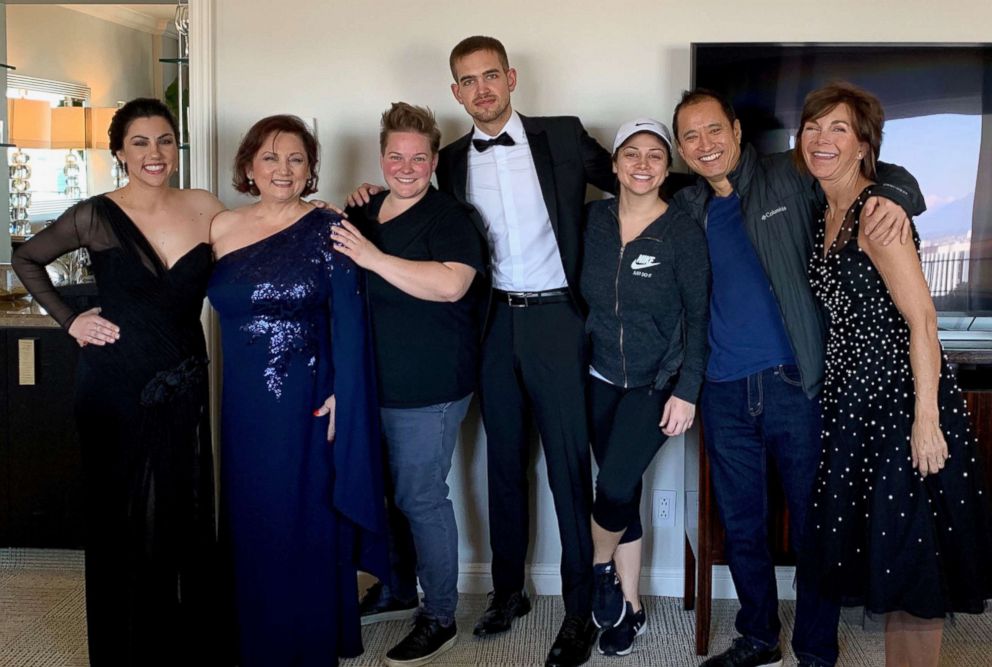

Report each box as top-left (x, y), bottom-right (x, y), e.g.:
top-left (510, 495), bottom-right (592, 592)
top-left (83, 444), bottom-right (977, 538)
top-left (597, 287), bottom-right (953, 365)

top-left (0, 326), bottom-right (84, 547)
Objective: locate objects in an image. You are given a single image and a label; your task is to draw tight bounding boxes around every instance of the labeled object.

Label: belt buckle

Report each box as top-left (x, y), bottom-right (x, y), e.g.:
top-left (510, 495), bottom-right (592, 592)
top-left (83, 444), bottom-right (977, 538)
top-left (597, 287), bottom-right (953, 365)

top-left (508, 291), bottom-right (529, 307)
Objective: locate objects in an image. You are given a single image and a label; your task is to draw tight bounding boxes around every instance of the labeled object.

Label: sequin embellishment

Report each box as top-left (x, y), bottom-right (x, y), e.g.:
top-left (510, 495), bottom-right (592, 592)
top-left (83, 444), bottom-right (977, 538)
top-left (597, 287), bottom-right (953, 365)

top-left (240, 280), bottom-right (319, 398)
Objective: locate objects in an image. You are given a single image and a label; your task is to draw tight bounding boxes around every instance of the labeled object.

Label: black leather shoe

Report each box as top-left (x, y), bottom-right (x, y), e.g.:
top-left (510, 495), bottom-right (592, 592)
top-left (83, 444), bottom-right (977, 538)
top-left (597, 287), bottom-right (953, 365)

top-left (544, 614), bottom-right (597, 667)
top-left (472, 590), bottom-right (531, 636)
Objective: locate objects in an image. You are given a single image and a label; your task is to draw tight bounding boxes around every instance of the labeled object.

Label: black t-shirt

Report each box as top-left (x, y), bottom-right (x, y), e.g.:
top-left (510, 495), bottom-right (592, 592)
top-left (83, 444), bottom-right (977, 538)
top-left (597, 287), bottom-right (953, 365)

top-left (346, 186), bottom-right (487, 408)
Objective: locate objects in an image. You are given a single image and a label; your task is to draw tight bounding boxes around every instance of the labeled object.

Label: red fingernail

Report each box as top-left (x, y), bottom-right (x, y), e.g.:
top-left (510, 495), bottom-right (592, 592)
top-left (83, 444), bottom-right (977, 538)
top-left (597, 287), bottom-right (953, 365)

top-left (313, 409), bottom-right (321, 416)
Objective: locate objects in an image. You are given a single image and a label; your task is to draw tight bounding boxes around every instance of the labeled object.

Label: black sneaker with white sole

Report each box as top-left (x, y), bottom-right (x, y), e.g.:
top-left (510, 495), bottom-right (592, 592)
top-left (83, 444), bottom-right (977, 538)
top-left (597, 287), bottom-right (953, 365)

top-left (597, 602), bottom-right (645, 656)
top-left (700, 636), bottom-right (783, 667)
top-left (383, 615), bottom-right (457, 667)
top-left (359, 582), bottom-right (419, 626)
top-left (591, 560), bottom-right (625, 628)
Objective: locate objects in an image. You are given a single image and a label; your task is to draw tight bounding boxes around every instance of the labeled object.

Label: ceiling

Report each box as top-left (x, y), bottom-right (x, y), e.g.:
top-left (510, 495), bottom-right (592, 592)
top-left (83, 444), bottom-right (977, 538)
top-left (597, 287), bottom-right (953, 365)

top-left (116, 4), bottom-right (179, 21)
top-left (53, 4), bottom-right (182, 36)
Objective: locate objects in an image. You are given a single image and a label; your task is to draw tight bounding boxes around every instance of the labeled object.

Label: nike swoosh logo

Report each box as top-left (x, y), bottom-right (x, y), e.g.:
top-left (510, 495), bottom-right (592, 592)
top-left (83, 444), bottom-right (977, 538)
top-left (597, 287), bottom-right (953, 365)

top-left (630, 258), bottom-right (661, 270)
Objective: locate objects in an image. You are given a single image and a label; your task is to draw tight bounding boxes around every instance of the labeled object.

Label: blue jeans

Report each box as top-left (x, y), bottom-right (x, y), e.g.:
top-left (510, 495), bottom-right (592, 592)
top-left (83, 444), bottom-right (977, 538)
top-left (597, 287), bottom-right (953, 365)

top-left (701, 365), bottom-right (840, 667)
top-left (379, 394), bottom-right (472, 625)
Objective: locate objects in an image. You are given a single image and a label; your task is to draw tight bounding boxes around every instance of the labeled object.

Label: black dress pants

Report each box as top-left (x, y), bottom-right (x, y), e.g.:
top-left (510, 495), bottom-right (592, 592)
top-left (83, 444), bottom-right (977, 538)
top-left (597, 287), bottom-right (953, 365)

top-left (479, 299), bottom-right (593, 616)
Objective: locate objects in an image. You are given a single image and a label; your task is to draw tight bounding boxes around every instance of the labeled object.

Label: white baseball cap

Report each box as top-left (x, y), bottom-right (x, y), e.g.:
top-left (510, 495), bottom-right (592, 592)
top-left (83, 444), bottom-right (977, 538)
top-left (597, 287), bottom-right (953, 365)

top-left (612, 118), bottom-right (674, 154)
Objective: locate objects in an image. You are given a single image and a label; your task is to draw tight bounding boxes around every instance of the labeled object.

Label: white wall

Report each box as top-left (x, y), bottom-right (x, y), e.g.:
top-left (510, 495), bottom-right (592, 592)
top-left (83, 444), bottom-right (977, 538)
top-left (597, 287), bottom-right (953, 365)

top-left (210, 0), bottom-right (992, 597)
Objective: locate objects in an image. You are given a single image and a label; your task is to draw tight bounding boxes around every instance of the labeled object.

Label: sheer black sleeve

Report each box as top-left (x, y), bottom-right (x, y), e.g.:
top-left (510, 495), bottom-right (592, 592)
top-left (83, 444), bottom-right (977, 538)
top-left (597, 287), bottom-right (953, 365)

top-left (11, 199), bottom-right (108, 329)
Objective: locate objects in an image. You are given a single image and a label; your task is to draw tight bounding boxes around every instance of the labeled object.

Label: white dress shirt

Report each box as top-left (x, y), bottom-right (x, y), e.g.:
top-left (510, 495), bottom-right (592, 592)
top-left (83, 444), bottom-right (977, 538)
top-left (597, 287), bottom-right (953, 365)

top-left (467, 112), bottom-right (568, 292)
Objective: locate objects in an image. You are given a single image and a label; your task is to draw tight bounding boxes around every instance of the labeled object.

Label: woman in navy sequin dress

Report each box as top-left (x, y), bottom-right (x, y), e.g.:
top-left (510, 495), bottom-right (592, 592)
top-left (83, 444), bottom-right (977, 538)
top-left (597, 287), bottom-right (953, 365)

top-left (208, 115), bottom-right (385, 666)
top-left (797, 83), bottom-right (992, 665)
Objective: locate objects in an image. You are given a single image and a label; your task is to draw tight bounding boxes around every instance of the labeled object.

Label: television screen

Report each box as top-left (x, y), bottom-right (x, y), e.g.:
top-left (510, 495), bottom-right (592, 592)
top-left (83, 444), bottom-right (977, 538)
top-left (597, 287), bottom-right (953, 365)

top-left (692, 43), bottom-right (992, 320)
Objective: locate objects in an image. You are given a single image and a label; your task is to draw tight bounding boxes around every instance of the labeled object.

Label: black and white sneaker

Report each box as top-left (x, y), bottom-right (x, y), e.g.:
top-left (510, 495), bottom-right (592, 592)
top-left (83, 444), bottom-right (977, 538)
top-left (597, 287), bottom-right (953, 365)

top-left (591, 560), bottom-right (625, 628)
top-left (383, 615), bottom-right (457, 667)
top-left (597, 602), bottom-right (646, 656)
top-left (700, 636), bottom-right (783, 667)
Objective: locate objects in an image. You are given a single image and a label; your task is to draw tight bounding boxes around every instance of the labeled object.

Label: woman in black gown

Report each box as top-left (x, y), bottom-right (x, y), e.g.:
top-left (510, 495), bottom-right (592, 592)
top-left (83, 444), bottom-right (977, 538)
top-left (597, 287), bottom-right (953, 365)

top-left (796, 82), bottom-right (992, 666)
top-left (12, 99), bottom-right (228, 666)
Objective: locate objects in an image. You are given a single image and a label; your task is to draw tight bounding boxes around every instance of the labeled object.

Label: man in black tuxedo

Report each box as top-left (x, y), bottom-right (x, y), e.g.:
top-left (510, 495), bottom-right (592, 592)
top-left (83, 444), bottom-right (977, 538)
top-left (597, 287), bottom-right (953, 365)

top-left (436, 36), bottom-right (614, 667)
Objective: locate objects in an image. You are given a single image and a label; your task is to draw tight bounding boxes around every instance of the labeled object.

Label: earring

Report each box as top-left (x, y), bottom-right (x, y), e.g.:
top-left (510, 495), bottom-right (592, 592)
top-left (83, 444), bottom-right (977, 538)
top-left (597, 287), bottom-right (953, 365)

top-left (248, 176), bottom-right (254, 186)
top-left (857, 153), bottom-right (863, 159)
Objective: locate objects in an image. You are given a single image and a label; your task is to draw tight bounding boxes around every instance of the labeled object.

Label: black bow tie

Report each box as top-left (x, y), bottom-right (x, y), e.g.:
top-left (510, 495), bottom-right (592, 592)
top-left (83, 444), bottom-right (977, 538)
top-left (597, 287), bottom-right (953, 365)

top-left (473, 132), bottom-right (516, 152)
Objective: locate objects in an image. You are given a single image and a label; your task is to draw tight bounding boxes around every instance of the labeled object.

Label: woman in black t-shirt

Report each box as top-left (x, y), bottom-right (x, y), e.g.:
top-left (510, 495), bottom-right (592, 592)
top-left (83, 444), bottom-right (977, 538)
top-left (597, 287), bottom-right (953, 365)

top-left (333, 102), bottom-right (487, 667)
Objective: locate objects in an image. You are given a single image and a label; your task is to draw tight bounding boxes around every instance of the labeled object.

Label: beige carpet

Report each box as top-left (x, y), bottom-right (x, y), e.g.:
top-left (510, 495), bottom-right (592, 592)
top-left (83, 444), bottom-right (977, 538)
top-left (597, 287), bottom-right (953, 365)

top-left (2, 549), bottom-right (991, 666)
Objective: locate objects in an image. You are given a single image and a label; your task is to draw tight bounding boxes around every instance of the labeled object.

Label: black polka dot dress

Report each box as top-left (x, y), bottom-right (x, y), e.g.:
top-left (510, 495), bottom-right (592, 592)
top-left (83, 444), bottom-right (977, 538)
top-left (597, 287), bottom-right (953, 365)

top-left (804, 187), bottom-right (992, 618)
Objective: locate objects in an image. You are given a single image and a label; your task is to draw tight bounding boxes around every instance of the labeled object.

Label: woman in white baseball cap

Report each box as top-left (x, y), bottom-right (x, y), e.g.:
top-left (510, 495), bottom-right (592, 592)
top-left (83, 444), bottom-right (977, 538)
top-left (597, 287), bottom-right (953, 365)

top-left (580, 118), bottom-right (710, 656)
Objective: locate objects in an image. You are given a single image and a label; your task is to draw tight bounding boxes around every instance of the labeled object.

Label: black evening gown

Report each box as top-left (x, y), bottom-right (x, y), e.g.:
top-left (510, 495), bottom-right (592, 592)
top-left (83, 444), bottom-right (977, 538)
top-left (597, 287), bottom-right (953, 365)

top-left (11, 195), bottom-right (225, 665)
top-left (207, 208), bottom-right (386, 666)
top-left (804, 187), bottom-right (992, 618)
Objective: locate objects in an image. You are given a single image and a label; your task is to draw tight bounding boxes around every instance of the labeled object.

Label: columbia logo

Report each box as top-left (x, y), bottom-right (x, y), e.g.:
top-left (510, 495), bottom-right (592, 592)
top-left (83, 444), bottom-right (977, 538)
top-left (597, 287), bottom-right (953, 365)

top-left (761, 206), bottom-right (787, 221)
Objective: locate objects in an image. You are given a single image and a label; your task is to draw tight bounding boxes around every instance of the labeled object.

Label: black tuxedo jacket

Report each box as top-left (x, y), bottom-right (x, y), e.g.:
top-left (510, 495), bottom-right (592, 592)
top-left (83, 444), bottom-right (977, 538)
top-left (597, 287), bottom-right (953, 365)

top-left (435, 114), bottom-right (615, 300)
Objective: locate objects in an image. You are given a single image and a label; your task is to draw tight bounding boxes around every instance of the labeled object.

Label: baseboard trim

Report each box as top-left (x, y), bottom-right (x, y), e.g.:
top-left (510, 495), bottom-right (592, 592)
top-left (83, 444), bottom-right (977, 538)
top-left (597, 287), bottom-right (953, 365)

top-left (457, 563), bottom-right (798, 600)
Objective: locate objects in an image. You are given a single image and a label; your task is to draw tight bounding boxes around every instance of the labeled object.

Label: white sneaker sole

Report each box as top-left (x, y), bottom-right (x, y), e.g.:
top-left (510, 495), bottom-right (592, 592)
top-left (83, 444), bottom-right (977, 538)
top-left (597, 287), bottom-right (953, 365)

top-left (361, 606), bottom-right (418, 626)
top-left (382, 634), bottom-right (457, 667)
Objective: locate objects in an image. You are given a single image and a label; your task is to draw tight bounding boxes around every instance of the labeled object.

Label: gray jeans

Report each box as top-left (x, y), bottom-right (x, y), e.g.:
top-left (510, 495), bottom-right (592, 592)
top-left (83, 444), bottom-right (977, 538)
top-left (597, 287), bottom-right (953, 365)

top-left (379, 394), bottom-right (472, 624)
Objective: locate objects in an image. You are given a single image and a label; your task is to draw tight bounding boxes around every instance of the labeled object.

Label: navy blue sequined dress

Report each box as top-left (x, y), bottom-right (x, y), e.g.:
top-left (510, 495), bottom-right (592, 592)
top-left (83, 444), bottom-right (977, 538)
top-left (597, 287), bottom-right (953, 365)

top-left (805, 189), bottom-right (992, 618)
top-left (208, 209), bottom-right (386, 666)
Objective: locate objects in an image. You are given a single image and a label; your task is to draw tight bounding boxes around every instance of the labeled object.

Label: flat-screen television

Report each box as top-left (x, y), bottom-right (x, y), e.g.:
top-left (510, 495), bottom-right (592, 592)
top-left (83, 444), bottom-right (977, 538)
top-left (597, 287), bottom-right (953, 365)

top-left (692, 43), bottom-right (992, 342)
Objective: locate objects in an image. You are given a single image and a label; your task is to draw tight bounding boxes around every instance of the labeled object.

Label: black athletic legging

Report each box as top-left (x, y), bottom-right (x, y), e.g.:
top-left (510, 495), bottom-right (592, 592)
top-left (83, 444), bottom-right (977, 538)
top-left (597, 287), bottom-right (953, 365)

top-left (587, 375), bottom-right (673, 544)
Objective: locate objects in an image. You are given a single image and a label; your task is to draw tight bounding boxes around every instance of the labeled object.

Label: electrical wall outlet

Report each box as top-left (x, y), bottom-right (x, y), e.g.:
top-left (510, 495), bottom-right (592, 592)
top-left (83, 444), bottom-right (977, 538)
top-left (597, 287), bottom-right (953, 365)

top-left (652, 489), bottom-right (677, 528)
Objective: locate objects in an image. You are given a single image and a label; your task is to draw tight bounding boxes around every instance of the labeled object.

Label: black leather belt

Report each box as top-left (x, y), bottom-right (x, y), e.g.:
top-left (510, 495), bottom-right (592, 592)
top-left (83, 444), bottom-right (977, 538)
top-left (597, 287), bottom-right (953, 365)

top-left (493, 288), bottom-right (571, 307)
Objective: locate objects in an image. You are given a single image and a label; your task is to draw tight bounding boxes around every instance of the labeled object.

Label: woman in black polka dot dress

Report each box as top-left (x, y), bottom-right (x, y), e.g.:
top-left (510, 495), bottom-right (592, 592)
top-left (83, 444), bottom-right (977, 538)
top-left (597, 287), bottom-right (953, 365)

top-left (796, 82), bottom-right (992, 665)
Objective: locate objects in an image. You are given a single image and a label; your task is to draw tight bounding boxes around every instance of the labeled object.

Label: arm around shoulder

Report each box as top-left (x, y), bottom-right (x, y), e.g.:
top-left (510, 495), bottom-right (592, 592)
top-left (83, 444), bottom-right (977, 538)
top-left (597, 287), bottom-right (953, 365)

top-left (874, 162), bottom-right (926, 217)
top-left (571, 117), bottom-right (615, 195)
top-left (670, 211), bottom-right (711, 403)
